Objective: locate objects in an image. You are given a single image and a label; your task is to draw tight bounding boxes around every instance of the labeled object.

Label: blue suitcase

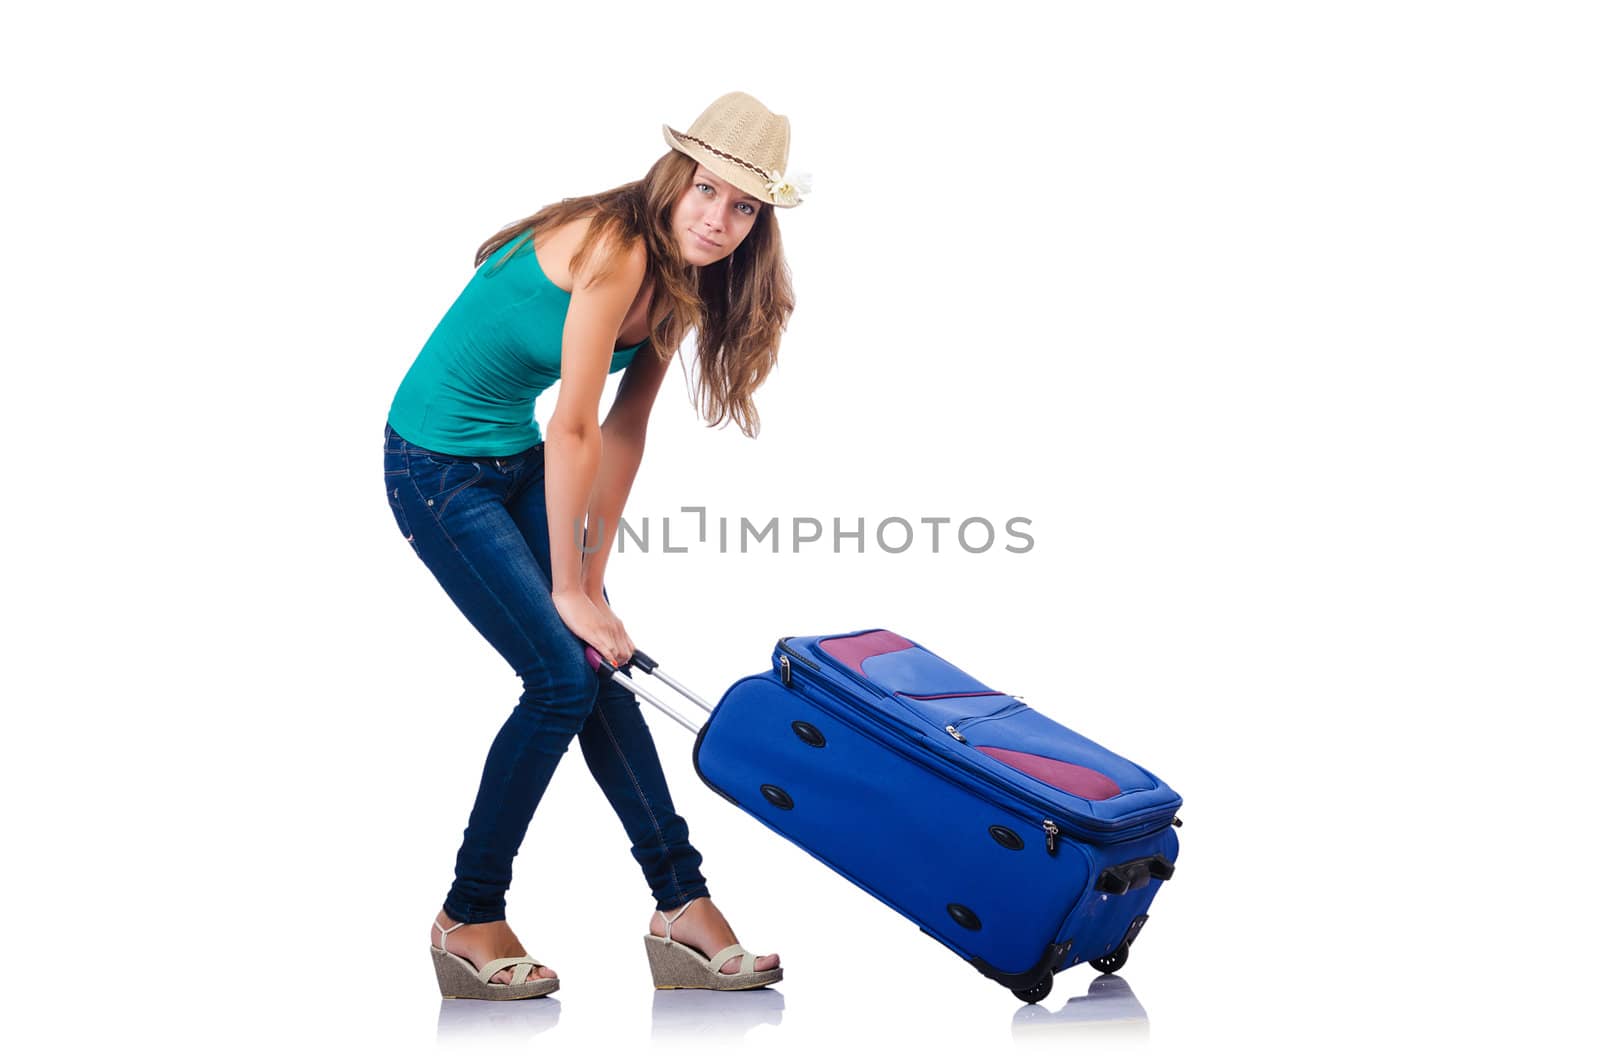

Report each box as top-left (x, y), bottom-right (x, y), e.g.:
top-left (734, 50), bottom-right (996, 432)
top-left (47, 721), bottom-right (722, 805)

top-left (594, 628), bottom-right (1183, 1003)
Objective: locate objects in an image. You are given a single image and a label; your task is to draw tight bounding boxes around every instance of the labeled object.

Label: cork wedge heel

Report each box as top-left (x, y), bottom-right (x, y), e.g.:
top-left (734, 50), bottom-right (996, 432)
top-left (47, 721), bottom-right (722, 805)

top-left (431, 919), bottom-right (559, 1001)
top-left (643, 898), bottom-right (783, 991)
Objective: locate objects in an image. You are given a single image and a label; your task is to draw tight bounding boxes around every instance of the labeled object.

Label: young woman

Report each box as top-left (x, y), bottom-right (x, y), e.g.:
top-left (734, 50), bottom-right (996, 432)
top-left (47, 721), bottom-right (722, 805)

top-left (382, 92), bottom-right (804, 1000)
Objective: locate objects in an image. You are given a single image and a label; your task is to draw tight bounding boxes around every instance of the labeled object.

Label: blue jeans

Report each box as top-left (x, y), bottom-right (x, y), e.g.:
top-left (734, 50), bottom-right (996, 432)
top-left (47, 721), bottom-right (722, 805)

top-left (382, 422), bottom-right (710, 923)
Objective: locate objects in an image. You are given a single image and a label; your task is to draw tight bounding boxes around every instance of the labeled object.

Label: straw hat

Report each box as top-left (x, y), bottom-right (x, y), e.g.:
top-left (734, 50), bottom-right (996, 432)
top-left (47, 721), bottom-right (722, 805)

top-left (662, 91), bottom-right (809, 208)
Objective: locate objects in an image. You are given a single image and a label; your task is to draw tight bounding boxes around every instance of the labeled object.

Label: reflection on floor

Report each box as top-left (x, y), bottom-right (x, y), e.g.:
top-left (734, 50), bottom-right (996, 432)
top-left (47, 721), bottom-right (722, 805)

top-left (651, 985), bottom-right (786, 1041)
top-left (1013, 975), bottom-right (1148, 1039)
top-left (431, 974), bottom-right (1135, 1044)
top-left (435, 996), bottom-right (561, 1045)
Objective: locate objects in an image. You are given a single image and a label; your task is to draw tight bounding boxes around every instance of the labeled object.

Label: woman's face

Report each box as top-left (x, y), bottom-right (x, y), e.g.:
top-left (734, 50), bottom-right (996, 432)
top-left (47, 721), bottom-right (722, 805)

top-left (672, 165), bottom-right (762, 266)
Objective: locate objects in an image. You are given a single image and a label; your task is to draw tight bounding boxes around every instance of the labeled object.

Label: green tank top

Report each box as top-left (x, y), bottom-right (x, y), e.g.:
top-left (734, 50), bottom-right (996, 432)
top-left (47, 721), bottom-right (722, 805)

top-left (387, 234), bottom-right (646, 456)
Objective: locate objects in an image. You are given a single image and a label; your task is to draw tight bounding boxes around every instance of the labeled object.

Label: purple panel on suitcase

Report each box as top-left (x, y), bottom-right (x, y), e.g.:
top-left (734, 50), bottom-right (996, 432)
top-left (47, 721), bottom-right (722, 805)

top-left (818, 633), bottom-right (996, 696)
top-left (976, 746), bottom-right (1122, 800)
top-left (817, 630), bottom-right (914, 674)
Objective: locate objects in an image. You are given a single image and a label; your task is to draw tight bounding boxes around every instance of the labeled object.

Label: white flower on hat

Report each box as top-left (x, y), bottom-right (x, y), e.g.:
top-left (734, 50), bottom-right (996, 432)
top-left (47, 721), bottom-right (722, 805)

top-left (766, 170), bottom-right (812, 206)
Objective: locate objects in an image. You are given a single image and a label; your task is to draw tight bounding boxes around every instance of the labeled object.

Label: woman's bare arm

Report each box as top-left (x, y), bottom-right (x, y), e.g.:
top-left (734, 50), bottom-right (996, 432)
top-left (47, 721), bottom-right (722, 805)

top-left (544, 232), bottom-right (648, 663)
top-left (581, 343), bottom-right (673, 599)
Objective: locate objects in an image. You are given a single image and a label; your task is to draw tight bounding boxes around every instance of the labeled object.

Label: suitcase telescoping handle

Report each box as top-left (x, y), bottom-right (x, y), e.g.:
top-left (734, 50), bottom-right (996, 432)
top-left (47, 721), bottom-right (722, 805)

top-left (584, 646), bottom-right (715, 734)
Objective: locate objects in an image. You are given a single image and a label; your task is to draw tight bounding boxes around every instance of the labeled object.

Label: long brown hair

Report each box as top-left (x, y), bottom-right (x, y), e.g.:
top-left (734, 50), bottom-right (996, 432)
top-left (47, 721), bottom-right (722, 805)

top-left (474, 150), bottom-right (794, 437)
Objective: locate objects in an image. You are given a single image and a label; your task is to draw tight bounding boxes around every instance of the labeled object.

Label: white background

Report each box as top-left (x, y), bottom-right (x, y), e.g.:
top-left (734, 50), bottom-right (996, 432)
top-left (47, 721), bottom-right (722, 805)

top-left (3, 1), bottom-right (1596, 1056)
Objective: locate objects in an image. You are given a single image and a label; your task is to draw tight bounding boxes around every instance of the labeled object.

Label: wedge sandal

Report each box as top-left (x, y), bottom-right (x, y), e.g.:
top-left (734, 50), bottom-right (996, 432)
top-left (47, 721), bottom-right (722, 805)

top-left (643, 898), bottom-right (783, 991)
top-left (431, 918), bottom-right (559, 1000)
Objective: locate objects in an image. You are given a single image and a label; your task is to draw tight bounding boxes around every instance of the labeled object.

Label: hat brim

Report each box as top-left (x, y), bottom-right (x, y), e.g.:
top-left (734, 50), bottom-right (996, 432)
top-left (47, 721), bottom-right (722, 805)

top-left (661, 125), bottom-right (800, 209)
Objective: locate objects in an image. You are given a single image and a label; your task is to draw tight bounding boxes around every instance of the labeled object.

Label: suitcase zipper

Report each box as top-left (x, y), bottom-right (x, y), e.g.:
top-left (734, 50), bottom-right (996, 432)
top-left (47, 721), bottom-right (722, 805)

top-left (771, 662), bottom-right (1175, 844)
top-left (777, 639), bottom-right (821, 671)
top-left (785, 637), bottom-right (884, 698)
top-left (1043, 820), bottom-right (1060, 856)
top-left (943, 701), bottom-right (1029, 737)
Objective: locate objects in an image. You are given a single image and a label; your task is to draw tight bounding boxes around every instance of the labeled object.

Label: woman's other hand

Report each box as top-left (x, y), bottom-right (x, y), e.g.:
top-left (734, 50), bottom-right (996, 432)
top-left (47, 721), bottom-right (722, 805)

top-left (552, 588), bottom-right (634, 668)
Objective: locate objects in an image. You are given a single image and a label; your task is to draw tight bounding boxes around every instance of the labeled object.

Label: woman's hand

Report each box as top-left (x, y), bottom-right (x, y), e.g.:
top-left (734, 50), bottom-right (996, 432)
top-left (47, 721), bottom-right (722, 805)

top-left (551, 588), bottom-right (634, 669)
top-left (587, 593), bottom-right (637, 662)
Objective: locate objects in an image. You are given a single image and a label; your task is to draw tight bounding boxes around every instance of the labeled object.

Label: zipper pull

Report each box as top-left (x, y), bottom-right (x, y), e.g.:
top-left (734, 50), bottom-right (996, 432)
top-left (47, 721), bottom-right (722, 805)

top-left (945, 724), bottom-right (967, 743)
top-left (1043, 820), bottom-right (1060, 856)
top-left (778, 655), bottom-right (792, 687)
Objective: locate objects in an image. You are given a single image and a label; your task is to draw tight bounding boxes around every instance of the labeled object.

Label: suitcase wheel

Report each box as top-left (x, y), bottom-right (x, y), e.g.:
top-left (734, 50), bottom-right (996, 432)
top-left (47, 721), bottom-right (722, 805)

top-left (1011, 977), bottom-right (1053, 1004)
top-left (1089, 943), bottom-right (1129, 974)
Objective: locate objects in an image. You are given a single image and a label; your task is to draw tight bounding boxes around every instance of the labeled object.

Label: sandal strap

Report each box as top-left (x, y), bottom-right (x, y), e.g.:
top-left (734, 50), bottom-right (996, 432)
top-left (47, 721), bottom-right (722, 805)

top-left (477, 956), bottom-right (545, 984)
top-left (708, 944), bottom-right (754, 975)
top-left (433, 918), bottom-right (467, 949)
top-left (657, 897), bottom-right (701, 944)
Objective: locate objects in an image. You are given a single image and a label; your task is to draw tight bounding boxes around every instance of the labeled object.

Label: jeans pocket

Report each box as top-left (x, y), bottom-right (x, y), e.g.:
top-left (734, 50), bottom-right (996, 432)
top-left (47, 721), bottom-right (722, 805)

top-left (410, 450), bottom-right (485, 513)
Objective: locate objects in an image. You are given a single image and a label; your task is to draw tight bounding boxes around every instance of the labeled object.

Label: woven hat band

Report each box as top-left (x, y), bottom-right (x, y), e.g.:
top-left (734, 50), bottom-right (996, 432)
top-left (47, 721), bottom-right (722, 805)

top-left (670, 132), bottom-right (774, 181)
